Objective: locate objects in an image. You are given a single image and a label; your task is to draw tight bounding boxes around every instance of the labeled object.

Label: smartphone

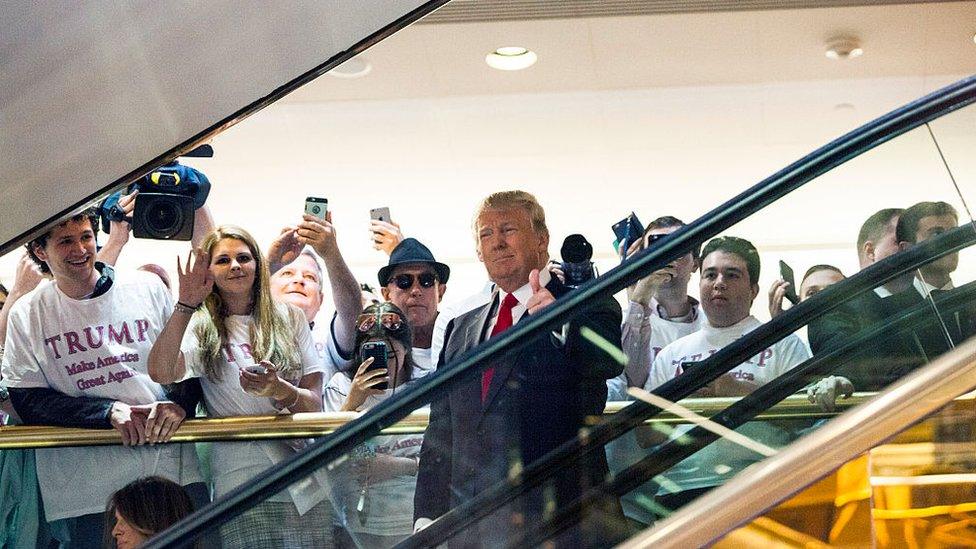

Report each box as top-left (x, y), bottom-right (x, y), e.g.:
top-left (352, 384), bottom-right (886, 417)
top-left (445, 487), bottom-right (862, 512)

top-left (360, 341), bottom-right (389, 391)
top-left (243, 364), bottom-right (267, 375)
top-left (779, 260), bottom-right (799, 304)
top-left (370, 207), bottom-right (391, 223)
top-left (305, 196), bottom-right (328, 220)
top-left (611, 212), bottom-right (645, 259)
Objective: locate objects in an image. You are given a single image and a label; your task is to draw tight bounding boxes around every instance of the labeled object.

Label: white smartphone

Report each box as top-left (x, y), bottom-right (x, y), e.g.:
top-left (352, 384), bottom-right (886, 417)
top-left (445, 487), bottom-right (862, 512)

top-left (305, 196), bottom-right (328, 220)
top-left (243, 365), bottom-right (267, 375)
top-left (370, 207), bottom-right (391, 223)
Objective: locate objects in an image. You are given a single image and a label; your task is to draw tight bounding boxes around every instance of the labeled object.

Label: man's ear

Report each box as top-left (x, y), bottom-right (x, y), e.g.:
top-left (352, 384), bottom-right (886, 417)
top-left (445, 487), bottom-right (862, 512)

top-left (862, 241), bottom-right (875, 264)
top-left (750, 283), bottom-right (760, 301)
top-left (381, 287), bottom-right (391, 301)
top-left (31, 243), bottom-right (48, 263)
top-left (898, 241), bottom-right (911, 252)
top-left (437, 284), bottom-right (447, 302)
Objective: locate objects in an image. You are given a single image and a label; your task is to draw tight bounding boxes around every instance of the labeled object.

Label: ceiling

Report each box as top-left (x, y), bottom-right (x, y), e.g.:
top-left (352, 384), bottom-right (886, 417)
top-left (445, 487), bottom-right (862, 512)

top-left (2, 1), bottom-right (975, 319)
top-left (283, 1), bottom-right (976, 102)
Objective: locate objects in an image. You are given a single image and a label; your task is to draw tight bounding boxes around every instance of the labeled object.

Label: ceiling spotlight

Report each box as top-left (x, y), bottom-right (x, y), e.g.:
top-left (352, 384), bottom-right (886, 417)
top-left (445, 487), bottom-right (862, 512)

top-left (485, 46), bottom-right (537, 71)
top-left (327, 56), bottom-right (372, 78)
top-left (825, 36), bottom-right (863, 60)
top-left (972, 32), bottom-right (976, 45)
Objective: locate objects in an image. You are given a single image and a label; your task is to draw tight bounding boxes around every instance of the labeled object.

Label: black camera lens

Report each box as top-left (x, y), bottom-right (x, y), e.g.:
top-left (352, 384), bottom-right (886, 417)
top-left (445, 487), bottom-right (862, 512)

top-left (147, 197), bottom-right (184, 235)
top-left (133, 193), bottom-right (195, 241)
top-left (311, 205), bottom-right (321, 214)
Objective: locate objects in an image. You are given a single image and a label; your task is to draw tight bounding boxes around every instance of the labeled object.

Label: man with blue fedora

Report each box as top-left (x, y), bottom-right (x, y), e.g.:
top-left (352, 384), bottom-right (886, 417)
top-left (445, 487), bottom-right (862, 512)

top-left (378, 238), bottom-right (450, 377)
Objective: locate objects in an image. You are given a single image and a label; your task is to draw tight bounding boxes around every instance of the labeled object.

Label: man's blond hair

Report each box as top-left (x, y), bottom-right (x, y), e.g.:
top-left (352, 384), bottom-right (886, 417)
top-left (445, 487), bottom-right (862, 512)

top-left (471, 190), bottom-right (549, 239)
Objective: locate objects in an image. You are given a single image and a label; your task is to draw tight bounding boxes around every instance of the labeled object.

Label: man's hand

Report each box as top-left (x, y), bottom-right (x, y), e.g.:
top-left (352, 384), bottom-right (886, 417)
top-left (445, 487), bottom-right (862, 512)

top-left (297, 213), bottom-right (339, 259)
top-left (110, 191), bottom-right (137, 239)
top-left (627, 269), bottom-right (672, 305)
top-left (369, 219), bottom-right (403, 255)
top-left (768, 278), bottom-right (791, 319)
top-left (807, 376), bottom-right (854, 412)
top-left (176, 249), bottom-right (213, 307)
top-left (267, 226), bottom-right (303, 273)
top-left (526, 269), bottom-right (555, 315)
top-left (136, 401), bottom-right (187, 444)
top-left (110, 401), bottom-right (148, 446)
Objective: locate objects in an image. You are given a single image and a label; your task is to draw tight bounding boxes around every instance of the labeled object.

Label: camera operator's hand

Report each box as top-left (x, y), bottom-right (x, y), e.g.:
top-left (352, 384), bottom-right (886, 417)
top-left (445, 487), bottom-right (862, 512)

top-left (341, 357), bottom-right (388, 411)
top-left (369, 219), bottom-right (403, 256)
top-left (176, 249), bottom-right (213, 308)
top-left (267, 226), bottom-right (302, 274)
top-left (97, 191), bottom-right (138, 266)
top-left (617, 237), bottom-right (643, 261)
top-left (768, 278), bottom-right (791, 319)
top-left (547, 260), bottom-right (566, 285)
top-left (297, 212), bottom-right (339, 259)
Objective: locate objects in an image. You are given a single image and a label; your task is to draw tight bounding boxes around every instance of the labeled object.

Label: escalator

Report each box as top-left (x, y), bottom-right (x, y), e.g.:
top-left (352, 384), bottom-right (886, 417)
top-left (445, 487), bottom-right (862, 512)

top-left (133, 74), bottom-right (976, 547)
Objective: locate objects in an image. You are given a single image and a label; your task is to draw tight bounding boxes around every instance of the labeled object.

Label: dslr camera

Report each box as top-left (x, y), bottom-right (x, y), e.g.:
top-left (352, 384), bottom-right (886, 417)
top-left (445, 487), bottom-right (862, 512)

top-left (101, 159), bottom-right (211, 241)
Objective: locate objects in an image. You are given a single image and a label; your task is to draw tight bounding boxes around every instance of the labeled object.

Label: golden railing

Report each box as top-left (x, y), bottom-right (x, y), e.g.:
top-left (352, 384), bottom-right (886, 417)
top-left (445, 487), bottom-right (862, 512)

top-left (0, 393), bottom-right (877, 449)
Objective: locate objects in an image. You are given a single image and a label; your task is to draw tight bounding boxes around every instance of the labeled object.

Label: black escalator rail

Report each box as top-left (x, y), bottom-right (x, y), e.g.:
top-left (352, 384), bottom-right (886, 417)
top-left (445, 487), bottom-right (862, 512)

top-left (147, 75), bottom-right (976, 548)
top-left (512, 271), bottom-right (976, 548)
top-left (403, 223), bottom-right (976, 548)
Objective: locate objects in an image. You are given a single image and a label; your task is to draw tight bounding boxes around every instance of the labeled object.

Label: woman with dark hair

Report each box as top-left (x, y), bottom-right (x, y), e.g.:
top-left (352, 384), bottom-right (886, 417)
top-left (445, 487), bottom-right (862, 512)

top-left (324, 302), bottom-right (423, 548)
top-left (106, 476), bottom-right (194, 549)
top-left (148, 225), bottom-right (332, 548)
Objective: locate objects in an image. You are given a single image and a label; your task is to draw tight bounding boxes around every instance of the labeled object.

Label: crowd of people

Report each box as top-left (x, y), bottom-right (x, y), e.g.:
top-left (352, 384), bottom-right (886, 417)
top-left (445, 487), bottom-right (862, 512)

top-left (0, 186), bottom-right (968, 548)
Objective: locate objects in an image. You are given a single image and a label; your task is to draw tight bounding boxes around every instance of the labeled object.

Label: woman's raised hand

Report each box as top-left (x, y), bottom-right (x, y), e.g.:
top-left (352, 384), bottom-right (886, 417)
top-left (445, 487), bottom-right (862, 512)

top-left (176, 248), bottom-right (213, 307)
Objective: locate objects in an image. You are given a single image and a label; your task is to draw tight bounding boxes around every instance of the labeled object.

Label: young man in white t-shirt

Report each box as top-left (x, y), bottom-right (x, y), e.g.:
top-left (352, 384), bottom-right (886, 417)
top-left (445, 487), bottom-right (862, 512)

top-left (1, 209), bottom-right (203, 549)
top-left (643, 236), bottom-right (811, 513)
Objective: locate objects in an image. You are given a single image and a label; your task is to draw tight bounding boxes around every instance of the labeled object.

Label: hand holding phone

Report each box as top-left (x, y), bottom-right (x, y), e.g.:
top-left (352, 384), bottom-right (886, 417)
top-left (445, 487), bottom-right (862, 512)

top-left (305, 196), bottom-right (328, 220)
top-left (779, 260), bottom-right (799, 304)
top-left (612, 213), bottom-right (645, 260)
top-left (370, 207), bottom-right (391, 223)
top-left (360, 341), bottom-right (389, 391)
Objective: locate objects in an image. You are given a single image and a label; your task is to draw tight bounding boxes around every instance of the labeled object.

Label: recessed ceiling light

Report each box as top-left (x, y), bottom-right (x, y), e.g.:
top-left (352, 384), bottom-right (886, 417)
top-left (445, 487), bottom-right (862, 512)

top-left (825, 36), bottom-right (863, 60)
top-left (972, 32), bottom-right (976, 45)
top-left (328, 56), bottom-right (372, 79)
top-left (485, 46), bottom-right (537, 71)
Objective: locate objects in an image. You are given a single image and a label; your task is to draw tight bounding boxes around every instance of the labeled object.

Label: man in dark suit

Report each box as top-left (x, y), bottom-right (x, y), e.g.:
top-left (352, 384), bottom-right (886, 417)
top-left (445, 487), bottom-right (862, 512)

top-left (809, 202), bottom-right (971, 391)
top-left (413, 190), bottom-right (624, 547)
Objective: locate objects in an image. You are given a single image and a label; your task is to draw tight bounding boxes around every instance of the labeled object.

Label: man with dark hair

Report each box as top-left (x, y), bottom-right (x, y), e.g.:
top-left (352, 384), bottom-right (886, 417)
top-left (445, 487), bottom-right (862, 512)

top-left (896, 201), bottom-right (959, 295)
top-left (415, 190), bottom-right (624, 546)
top-left (2, 207), bottom-right (204, 548)
top-left (644, 235), bottom-right (809, 511)
top-left (858, 208), bottom-right (904, 270)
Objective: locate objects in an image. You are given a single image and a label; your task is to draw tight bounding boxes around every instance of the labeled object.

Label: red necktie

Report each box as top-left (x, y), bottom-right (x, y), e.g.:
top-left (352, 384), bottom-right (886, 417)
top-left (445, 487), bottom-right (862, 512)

top-left (482, 292), bottom-right (519, 403)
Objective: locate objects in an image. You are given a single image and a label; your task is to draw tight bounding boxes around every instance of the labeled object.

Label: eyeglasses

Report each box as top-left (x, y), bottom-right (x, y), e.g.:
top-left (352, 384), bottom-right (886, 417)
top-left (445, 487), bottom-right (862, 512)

top-left (357, 312), bottom-right (403, 333)
top-left (391, 272), bottom-right (437, 290)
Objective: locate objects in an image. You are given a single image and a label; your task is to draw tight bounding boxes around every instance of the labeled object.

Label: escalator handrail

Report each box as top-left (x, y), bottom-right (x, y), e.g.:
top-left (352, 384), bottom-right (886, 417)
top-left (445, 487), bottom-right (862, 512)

top-left (148, 74), bottom-right (976, 548)
top-left (621, 336), bottom-right (976, 548)
top-left (403, 222), bottom-right (976, 548)
top-left (515, 268), bottom-right (976, 548)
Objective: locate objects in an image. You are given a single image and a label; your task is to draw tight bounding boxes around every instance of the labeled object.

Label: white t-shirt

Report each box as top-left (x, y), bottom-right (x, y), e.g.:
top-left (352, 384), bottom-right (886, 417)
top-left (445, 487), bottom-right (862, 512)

top-left (644, 316), bottom-right (811, 495)
top-left (323, 374), bottom-right (422, 536)
top-left (606, 298), bottom-right (705, 525)
top-left (1, 271), bottom-right (202, 520)
top-left (311, 316), bottom-right (338, 383)
top-left (180, 307), bottom-right (327, 513)
top-left (411, 347), bottom-right (433, 379)
top-left (608, 300), bottom-right (706, 401)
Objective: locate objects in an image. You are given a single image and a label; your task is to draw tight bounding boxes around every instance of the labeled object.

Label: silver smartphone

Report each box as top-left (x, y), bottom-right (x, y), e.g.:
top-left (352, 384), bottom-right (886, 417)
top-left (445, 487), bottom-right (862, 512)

top-left (370, 207), bottom-right (391, 223)
top-left (305, 196), bottom-right (328, 220)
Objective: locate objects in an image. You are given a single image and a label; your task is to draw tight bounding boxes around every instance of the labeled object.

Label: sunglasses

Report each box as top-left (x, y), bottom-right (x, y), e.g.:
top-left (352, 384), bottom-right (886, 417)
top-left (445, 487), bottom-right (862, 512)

top-left (391, 272), bottom-right (437, 290)
top-left (357, 312), bottom-right (403, 333)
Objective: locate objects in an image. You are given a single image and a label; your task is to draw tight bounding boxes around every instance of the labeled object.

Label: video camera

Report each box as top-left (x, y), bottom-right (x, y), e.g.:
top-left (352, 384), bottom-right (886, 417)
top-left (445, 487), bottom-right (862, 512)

top-left (100, 146), bottom-right (212, 241)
